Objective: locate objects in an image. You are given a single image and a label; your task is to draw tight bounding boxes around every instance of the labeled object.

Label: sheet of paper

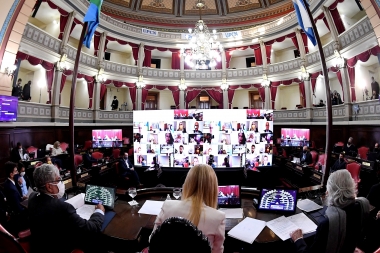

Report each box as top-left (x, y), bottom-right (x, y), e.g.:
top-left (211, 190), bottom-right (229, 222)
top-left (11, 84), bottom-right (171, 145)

top-left (219, 208), bottom-right (243, 218)
top-left (266, 216), bottom-right (300, 241)
top-left (76, 205), bottom-right (96, 220)
top-left (227, 217), bottom-right (266, 244)
top-left (65, 193), bottom-right (85, 209)
top-left (297, 199), bottom-right (323, 212)
top-left (287, 213), bottom-right (317, 234)
top-left (26, 187), bottom-right (34, 198)
top-left (138, 200), bottom-right (164, 215)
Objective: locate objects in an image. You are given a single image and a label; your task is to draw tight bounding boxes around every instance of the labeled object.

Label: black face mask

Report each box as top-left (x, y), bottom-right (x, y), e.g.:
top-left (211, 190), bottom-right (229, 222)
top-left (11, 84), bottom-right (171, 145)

top-left (339, 158), bottom-right (344, 162)
top-left (303, 150), bottom-right (307, 153)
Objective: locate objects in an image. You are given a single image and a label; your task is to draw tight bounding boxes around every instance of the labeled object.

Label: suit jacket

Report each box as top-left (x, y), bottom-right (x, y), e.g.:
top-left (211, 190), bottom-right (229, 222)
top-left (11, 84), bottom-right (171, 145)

top-left (28, 192), bottom-right (104, 253)
top-left (300, 151), bottom-right (313, 165)
top-left (10, 147), bottom-right (26, 163)
top-left (82, 153), bottom-right (97, 168)
top-left (119, 158), bottom-right (133, 177)
top-left (343, 144), bottom-right (358, 156)
top-left (367, 182), bottom-right (380, 214)
top-left (294, 202), bottom-right (364, 253)
top-left (3, 178), bottom-right (24, 213)
top-left (331, 159), bottom-right (347, 172)
top-left (151, 200), bottom-right (225, 253)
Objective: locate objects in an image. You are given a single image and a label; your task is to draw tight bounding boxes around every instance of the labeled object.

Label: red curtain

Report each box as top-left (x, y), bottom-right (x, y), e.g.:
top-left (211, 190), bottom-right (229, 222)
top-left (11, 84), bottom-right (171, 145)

top-left (315, 13), bottom-right (330, 31)
top-left (130, 43), bottom-right (139, 65)
top-left (228, 85), bottom-right (240, 108)
top-left (301, 32), bottom-right (309, 53)
top-left (329, 0), bottom-right (345, 34)
top-left (185, 89), bottom-right (202, 108)
top-left (143, 46), bottom-right (152, 67)
top-left (270, 79), bottom-right (299, 109)
top-left (270, 86), bottom-right (277, 109)
top-left (59, 69), bottom-right (73, 104)
top-left (330, 67), bottom-right (345, 101)
top-left (168, 86), bottom-right (180, 108)
top-left (141, 85), bottom-right (154, 110)
top-left (205, 88), bottom-right (223, 109)
top-left (251, 44), bottom-right (262, 66)
top-left (265, 44), bottom-right (272, 64)
top-left (171, 50), bottom-right (180, 69)
top-left (310, 71), bottom-right (322, 95)
top-left (226, 50), bottom-right (233, 68)
top-left (70, 18), bottom-right (82, 36)
top-left (129, 86), bottom-right (136, 110)
top-left (40, 0), bottom-right (69, 40)
top-left (100, 84), bottom-right (107, 101)
top-left (287, 33), bottom-right (299, 50)
top-left (258, 87), bottom-right (265, 103)
top-left (16, 52), bottom-right (54, 103)
top-left (299, 82), bottom-right (306, 107)
top-left (77, 73), bottom-right (94, 109)
top-left (93, 32), bottom-right (101, 56)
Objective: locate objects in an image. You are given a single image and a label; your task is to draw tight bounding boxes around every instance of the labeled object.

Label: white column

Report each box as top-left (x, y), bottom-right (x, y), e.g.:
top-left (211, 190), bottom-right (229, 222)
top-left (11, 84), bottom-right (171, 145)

top-left (295, 29), bottom-right (306, 60)
top-left (223, 90), bottom-right (228, 109)
top-left (304, 79), bottom-right (312, 108)
top-left (51, 68), bottom-right (62, 121)
top-left (265, 86), bottom-right (271, 109)
top-left (179, 90), bottom-right (185, 109)
top-left (98, 32), bottom-right (107, 65)
top-left (221, 50), bottom-right (226, 71)
top-left (60, 11), bottom-right (76, 54)
top-left (136, 88), bottom-right (142, 110)
top-left (93, 81), bottom-right (101, 121)
top-left (260, 40), bottom-right (267, 69)
top-left (180, 54), bottom-right (184, 73)
top-left (323, 7), bottom-right (340, 50)
top-left (341, 65), bottom-right (351, 103)
top-left (138, 43), bottom-right (145, 73)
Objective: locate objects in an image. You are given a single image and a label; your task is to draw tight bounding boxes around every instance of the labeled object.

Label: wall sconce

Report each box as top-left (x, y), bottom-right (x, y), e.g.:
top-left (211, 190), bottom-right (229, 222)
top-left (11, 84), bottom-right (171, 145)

top-left (5, 64), bottom-right (17, 76)
top-left (334, 50), bottom-right (345, 69)
top-left (136, 75), bottom-right (145, 89)
top-left (220, 78), bottom-right (229, 91)
top-left (56, 54), bottom-right (68, 72)
top-left (299, 65), bottom-right (310, 81)
top-left (178, 78), bottom-right (187, 91)
top-left (95, 68), bottom-right (106, 83)
top-left (261, 74), bottom-right (270, 87)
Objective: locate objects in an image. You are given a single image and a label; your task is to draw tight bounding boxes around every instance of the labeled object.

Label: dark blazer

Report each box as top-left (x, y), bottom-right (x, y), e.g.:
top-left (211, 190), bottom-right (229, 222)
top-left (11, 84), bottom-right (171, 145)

top-left (294, 202), bottom-right (364, 253)
top-left (0, 189), bottom-right (7, 224)
top-left (10, 148), bottom-right (26, 163)
top-left (367, 182), bottom-right (380, 214)
top-left (300, 151), bottom-right (313, 165)
top-left (343, 144), bottom-right (358, 157)
top-left (22, 83), bottom-right (31, 100)
top-left (82, 153), bottom-right (97, 168)
top-left (331, 159), bottom-right (347, 172)
top-left (119, 157), bottom-right (133, 177)
top-left (28, 192), bottom-right (104, 253)
top-left (3, 178), bottom-right (24, 213)
top-left (111, 99), bottom-right (119, 110)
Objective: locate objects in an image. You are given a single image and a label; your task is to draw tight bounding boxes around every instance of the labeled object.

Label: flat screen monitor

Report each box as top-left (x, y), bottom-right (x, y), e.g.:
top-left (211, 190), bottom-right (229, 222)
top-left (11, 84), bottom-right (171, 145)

top-left (258, 188), bottom-right (298, 214)
top-left (92, 129), bottom-right (122, 148)
top-left (133, 109), bottom-right (274, 168)
top-left (280, 128), bottom-right (310, 147)
top-left (218, 185), bottom-right (241, 208)
top-left (0, 95), bottom-right (18, 122)
top-left (84, 184), bottom-right (116, 208)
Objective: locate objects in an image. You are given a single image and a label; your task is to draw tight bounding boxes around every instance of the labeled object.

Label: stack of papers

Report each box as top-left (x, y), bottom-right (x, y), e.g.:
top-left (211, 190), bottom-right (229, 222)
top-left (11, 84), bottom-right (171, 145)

top-left (228, 213), bottom-right (317, 243)
top-left (138, 200), bottom-right (164, 215)
top-left (297, 199), bottom-right (323, 212)
top-left (65, 193), bottom-right (95, 220)
top-left (219, 208), bottom-right (243, 218)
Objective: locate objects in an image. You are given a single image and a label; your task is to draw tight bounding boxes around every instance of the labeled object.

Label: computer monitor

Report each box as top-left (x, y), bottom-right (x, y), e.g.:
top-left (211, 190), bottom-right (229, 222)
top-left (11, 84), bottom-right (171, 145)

top-left (84, 184), bottom-right (116, 209)
top-left (217, 185), bottom-right (241, 208)
top-left (257, 188), bottom-right (298, 214)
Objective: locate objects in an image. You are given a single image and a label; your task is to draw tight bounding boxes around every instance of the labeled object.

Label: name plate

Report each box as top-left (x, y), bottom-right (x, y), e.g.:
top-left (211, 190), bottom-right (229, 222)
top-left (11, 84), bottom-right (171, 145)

top-left (313, 174), bottom-right (321, 180)
top-left (101, 166), bottom-right (107, 170)
top-left (81, 173), bottom-right (89, 178)
top-left (362, 161), bottom-right (370, 167)
top-left (63, 179), bottom-right (72, 185)
top-left (295, 165), bottom-right (302, 171)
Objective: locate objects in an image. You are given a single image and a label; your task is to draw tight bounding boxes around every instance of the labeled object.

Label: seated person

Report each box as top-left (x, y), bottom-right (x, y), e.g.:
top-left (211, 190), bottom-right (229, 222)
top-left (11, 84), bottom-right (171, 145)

top-left (343, 137), bottom-right (358, 157)
top-left (10, 142), bottom-right (27, 163)
top-left (330, 152), bottom-right (347, 173)
top-left (300, 146), bottom-right (312, 165)
top-left (51, 141), bottom-right (64, 169)
top-left (3, 162), bottom-right (25, 214)
top-left (29, 164), bottom-right (105, 253)
top-left (290, 170), bottom-right (370, 253)
top-left (371, 142), bottom-right (380, 153)
top-left (151, 164), bottom-right (225, 253)
top-left (82, 149), bottom-right (99, 168)
top-left (119, 152), bottom-right (143, 187)
top-left (207, 155), bottom-right (215, 168)
top-left (13, 163), bottom-right (31, 198)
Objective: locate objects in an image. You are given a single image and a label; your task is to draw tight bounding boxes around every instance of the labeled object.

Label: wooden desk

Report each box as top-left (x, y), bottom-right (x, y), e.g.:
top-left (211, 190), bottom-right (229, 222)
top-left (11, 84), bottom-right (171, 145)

top-left (103, 187), bottom-right (302, 243)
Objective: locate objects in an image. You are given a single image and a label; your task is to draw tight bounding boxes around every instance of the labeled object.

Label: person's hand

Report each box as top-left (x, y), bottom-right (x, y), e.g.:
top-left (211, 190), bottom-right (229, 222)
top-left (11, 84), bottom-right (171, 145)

top-left (18, 178), bottom-right (23, 184)
top-left (22, 196), bottom-right (28, 200)
top-left (376, 211), bottom-right (380, 220)
top-left (290, 229), bottom-right (303, 242)
top-left (130, 167), bottom-right (134, 171)
top-left (95, 203), bottom-right (105, 213)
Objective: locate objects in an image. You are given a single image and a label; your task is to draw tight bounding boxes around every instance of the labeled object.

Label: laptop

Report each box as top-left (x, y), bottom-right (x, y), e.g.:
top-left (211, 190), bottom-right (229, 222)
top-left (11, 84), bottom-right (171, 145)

top-left (84, 184), bottom-right (116, 209)
top-left (217, 185), bottom-right (241, 208)
top-left (257, 188), bottom-right (298, 214)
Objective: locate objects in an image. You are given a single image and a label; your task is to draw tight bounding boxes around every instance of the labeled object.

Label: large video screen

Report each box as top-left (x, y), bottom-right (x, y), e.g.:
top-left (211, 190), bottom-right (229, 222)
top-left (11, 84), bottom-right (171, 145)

top-left (280, 128), bottom-right (310, 147)
top-left (133, 109), bottom-right (273, 168)
top-left (0, 95), bottom-right (18, 122)
top-left (92, 129), bottom-right (123, 148)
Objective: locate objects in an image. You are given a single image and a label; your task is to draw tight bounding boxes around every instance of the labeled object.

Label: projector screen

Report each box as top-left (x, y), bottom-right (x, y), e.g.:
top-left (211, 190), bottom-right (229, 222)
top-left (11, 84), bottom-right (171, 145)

top-left (280, 128), bottom-right (310, 147)
top-left (133, 109), bottom-right (274, 168)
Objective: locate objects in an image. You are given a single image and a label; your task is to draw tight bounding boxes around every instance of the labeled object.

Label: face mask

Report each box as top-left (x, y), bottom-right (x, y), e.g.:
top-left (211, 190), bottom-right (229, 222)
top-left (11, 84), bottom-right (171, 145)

top-left (339, 158), bottom-right (344, 162)
top-left (50, 181), bottom-right (65, 199)
top-left (19, 148), bottom-right (22, 151)
top-left (20, 172), bottom-right (25, 177)
top-left (303, 150), bottom-right (307, 153)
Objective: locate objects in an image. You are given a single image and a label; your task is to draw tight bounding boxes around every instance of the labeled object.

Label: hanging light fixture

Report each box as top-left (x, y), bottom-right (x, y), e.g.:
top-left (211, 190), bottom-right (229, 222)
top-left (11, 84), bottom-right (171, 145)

top-left (180, 0), bottom-right (223, 69)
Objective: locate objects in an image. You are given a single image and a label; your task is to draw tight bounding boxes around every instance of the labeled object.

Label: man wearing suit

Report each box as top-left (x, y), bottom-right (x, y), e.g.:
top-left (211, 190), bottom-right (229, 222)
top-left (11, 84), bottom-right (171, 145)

top-left (330, 152), bottom-right (347, 173)
top-left (193, 122), bottom-right (203, 134)
top-left (119, 152), bottom-right (142, 187)
top-left (343, 137), bottom-right (358, 157)
top-left (3, 162), bottom-right (25, 214)
top-left (10, 142), bottom-right (27, 163)
top-left (82, 149), bottom-right (99, 169)
top-left (300, 146), bottom-right (312, 165)
top-left (28, 164), bottom-right (104, 253)
top-left (263, 122), bottom-right (273, 133)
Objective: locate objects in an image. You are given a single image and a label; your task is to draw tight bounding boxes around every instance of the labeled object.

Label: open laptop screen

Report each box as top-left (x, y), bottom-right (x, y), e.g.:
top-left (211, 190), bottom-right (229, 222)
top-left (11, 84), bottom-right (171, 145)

top-left (84, 184), bottom-right (116, 209)
top-left (217, 185), bottom-right (241, 208)
top-left (258, 188), bottom-right (297, 214)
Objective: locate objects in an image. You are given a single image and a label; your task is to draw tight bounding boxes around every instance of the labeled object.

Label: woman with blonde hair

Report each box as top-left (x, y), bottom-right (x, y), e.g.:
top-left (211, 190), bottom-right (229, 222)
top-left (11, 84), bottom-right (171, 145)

top-left (52, 141), bottom-right (63, 156)
top-left (151, 164), bottom-right (225, 253)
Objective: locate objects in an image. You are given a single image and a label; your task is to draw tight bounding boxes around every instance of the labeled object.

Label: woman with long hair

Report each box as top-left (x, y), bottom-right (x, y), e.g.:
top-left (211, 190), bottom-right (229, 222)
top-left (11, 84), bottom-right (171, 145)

top-left (150, 164), bottom-right (225, 253)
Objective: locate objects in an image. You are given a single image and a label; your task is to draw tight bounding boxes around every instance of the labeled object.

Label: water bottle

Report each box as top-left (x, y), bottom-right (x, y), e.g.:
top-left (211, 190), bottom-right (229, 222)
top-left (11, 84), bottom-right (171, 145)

top-left (166, 194), bottom-right (171, 200)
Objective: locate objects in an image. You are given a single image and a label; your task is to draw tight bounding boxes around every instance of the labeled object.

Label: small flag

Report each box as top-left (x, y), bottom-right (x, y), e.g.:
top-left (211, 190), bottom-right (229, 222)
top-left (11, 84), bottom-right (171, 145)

top-left (83, 0), bottom-right (103, 48)
top-left (292, 0), bottom-right (317, 46)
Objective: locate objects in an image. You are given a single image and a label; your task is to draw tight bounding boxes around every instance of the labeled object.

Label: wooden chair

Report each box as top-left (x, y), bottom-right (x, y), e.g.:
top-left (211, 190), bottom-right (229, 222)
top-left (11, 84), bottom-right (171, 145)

top-left (309, 150), bottom-right (318, 167)
top-left (26, 146), bottom-right (38, 159)
top-left (83, 140), bottom-right (92, 150)
top-left (0, 224), bottom-right (30, 253)
top-left (74, 154), bottom-right (83, 167)
top-left (91, 151), bottom-right (103, 160)
top-left (314, 153), bottom-right (326, 170)
top-left (357, 146), bottom-right (369, 160)
top-left (112, 149), bottom-right (121, 159)
top-left (335, 141), bottom-right (344, 147)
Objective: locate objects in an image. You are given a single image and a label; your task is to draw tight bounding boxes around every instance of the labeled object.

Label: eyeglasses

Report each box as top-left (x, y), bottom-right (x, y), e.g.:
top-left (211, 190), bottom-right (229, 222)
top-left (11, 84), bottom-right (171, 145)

top-left (47, 177), bottom-right (63, 184)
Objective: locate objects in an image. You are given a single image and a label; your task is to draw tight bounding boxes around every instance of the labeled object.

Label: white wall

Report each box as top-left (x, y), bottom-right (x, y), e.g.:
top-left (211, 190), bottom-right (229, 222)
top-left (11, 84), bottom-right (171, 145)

top-left (60, 80), bottom-right (89, 109)
top-left (354, 62), bottom-right (380, 101)
top-left (155, 58), bottom-right (171, 69)
top-left (104, 87), bottom-right (132, 110)
top-left (156, 89), bottom-right (174, 109)
top-left (188, 92), bottom-right (219, 108)
top-left (231, 89), bottom-right (250, 108)
top-left (68, 37), bottom-right (94, 55)
top-left (330, 77), bottom-right (344, 101)
top-left (230, 56), bottom-right (249, 69)
top-left (107, 50), bottom-right (134, 65)
top-left (276, 84), bottom-right (300, 109)
top-left (273, 47), bottom-right (296, 63)
top-left (44, 20), bottom-right (60, 38)
top-left (16, 68), bottom-right (48, 103)
top-left (314, 76), bottom-right (327, 105)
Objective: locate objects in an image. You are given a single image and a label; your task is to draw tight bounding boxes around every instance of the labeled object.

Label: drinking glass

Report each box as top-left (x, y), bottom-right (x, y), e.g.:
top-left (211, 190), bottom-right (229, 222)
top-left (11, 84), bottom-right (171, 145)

top-left (173, 188), bottom-right (182, 200)
top-left (128, 187), bottom-right (138, 205)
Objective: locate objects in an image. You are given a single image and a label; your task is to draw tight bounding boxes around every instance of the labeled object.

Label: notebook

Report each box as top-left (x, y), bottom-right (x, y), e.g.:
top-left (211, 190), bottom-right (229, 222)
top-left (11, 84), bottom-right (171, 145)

top-left (217, 185), bottom-right (241, 208)
top-left (84, 184), bottom-right (116, 209)
top-left (257, 188), bottom-right (298, 214)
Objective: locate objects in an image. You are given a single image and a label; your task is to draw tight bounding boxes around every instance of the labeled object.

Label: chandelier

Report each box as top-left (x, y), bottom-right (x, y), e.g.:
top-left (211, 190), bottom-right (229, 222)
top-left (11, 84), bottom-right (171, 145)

top-left (180, 0), bottom-right (223, 69)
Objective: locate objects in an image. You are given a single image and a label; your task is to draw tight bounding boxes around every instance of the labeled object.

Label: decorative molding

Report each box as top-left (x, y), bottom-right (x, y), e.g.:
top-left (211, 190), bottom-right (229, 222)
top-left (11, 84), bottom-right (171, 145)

top-left (23, 23), bottom-right (61, 54)
top-left (268, 58), bottom-right (302, 74)
top-left (339, 18), bottom-right (373, 50)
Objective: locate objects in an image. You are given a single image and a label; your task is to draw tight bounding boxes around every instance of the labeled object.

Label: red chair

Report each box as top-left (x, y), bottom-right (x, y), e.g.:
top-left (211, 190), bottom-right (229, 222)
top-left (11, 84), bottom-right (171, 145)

top-left (26, 146), bottom-right (38, 159)
top-left (0, 224), bottom-right (30, 253)
top-left (128, 148), bottom-right (133, 157)
top-left (357, 146), bottom-right (369, 160)
top-left (314, 153), bottom-right (326, 170)
top-left (113, 149), bottom-right (121, 159)
top-left (310, 141), bottom-right (316, 149)
top-left (84, 140), bottom-right (92, 150)
top-left (309, 150), bottom-right (318, 166)
top-left (60, 142), bottom-right (69, 152)
top-left (336, 142), bottom-right (344, 147)
top-left (34, 161), bottom-right (43, 168)
top-left (282, 149), bottom-right (287, 158)
top-left (272, 146), bottom-right (278, 155)
top-left (92, 151), bottom-right (103, 160)
top-left (346, 162), bottom-right (361, 191)
top-left (374, 247), bottom-right (380, 253)
top-left (74, 154), bottom-right (83, 167)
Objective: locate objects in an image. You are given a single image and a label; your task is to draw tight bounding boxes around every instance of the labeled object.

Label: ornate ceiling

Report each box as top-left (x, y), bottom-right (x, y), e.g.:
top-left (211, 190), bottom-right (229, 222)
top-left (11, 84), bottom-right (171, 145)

top-left (102, 0), bottom-right (294, 32)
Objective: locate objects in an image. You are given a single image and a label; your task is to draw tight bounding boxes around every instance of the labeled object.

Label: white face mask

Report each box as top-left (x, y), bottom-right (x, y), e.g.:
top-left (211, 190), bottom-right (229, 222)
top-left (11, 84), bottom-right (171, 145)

top-left (20, 172), bottom-right (25, 177)
top-left (50, 181), bottom-right (65, 199)
top-left (19, 148), bottom-right (22, 152)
